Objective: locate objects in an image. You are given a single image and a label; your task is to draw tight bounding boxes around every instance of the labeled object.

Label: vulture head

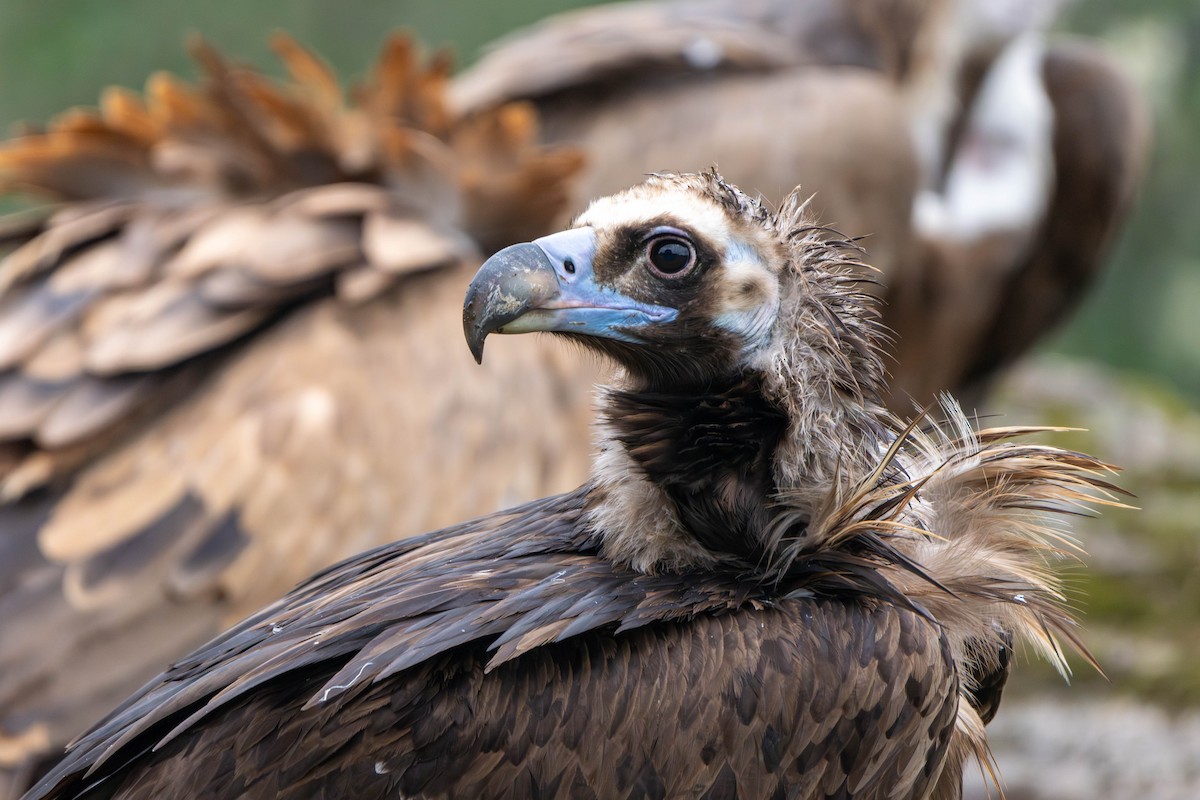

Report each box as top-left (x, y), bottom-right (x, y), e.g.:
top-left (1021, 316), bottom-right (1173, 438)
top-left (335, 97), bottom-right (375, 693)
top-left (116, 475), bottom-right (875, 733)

top-left (468, 173), bottom-right (797, 384)
top-left (465, 169), bottom-right (888, 407)
top-left (467, 171), bottom-right (893, 574)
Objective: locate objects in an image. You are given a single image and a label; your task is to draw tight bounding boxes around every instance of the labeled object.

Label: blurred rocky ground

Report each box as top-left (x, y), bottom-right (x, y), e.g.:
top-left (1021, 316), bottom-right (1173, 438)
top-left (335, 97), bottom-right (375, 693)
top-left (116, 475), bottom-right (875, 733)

top-left (961, 353), bottom-right (1200, 799)
top-left (964, 697), bottom-right (1200, 799)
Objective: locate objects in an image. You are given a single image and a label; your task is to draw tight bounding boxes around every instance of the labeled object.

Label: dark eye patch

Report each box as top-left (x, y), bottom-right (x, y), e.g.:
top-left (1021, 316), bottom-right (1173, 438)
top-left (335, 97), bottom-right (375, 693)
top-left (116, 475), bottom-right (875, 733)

top-left (590, 218), bottom-right (715, 290)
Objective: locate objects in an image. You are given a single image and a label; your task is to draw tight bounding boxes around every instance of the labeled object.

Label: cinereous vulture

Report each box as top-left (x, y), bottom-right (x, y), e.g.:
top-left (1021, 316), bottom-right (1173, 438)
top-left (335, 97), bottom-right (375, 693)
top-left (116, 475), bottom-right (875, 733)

top-left (25, 171), bottom-right (1119, 800)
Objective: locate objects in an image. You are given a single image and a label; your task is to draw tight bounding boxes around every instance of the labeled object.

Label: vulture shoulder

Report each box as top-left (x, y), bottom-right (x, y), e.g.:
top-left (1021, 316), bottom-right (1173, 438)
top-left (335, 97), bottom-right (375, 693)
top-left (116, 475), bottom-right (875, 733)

top-left (962, 36), bottom-right (1151, 388)
top-left (0, 34), bottom-right (591, 788)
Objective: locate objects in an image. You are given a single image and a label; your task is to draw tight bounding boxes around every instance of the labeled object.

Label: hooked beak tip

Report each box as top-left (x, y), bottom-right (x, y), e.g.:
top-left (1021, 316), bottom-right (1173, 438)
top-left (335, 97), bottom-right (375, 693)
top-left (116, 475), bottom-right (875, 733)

top-left (467, 334), bottom-right (485, 364)
top-left (462, 241), bottom-right (559, 365)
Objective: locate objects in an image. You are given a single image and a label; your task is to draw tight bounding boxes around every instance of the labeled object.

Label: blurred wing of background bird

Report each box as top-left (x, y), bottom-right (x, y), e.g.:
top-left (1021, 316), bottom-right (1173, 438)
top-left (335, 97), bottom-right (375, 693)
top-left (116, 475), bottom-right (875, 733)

top-left (0, 34), bottom-right (594, 791)
top-left (898, 36), bottom-right (1152, 407)
top-left (451, 0), bottom-right (1150, 411)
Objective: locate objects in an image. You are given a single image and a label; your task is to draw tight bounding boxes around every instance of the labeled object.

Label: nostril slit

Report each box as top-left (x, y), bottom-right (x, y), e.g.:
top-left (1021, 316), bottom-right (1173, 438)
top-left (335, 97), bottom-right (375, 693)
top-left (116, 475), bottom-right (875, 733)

top-left (563, 258), bottom-right (576, 275)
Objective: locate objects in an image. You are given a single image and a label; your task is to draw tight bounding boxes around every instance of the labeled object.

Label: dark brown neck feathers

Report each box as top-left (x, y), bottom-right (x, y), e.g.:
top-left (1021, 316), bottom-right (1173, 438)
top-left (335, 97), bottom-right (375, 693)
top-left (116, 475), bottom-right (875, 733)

top-left (602, 375), bottom-right (790, 563)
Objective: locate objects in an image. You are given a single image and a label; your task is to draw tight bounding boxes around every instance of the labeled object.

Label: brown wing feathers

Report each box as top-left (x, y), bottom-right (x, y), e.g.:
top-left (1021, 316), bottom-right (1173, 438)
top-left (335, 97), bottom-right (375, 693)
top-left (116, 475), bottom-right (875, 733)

top-left (20, 398), bottom-right (1120, 799)
top-left (448, 0), bottom-right (934, 113)
top-left (26, 488), bottom-right (961, 800)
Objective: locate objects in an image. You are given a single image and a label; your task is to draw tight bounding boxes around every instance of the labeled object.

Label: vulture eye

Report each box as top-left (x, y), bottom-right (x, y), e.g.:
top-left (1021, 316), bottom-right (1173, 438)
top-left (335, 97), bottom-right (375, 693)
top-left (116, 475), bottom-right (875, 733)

top-left (646, 236), bottom-right (695, 278)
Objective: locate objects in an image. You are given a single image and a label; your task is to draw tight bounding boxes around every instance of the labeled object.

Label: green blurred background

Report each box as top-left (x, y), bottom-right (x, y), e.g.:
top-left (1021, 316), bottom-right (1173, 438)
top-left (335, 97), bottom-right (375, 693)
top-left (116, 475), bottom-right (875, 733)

top-left (1, 0), bottom-right (1197, 399)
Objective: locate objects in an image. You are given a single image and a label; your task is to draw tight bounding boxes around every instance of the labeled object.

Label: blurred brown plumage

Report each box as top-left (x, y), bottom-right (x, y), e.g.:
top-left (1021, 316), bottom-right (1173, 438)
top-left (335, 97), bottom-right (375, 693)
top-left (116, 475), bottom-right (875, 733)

top-left (0, 34), bottom-right (596, 793)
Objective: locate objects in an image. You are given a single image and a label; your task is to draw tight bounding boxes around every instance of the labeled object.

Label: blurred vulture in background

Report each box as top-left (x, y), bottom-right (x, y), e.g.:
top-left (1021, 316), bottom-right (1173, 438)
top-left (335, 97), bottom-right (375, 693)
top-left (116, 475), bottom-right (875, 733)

top-left (0, 0), bottom-right (1148, 794)
top-left (0, 36), bottom-right (594, 794)
top-left (452, 0), bottom-right (1151, 408)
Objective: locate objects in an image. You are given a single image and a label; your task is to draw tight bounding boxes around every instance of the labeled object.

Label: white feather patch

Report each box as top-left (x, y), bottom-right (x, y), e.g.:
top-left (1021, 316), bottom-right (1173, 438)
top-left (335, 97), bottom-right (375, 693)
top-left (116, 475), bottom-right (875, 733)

top-left (578, 185), bottom-right (735, 251)
top-left (712, 243), bottom-right (779, 353)
top-left (915, 32), bottom-right (1055, 242)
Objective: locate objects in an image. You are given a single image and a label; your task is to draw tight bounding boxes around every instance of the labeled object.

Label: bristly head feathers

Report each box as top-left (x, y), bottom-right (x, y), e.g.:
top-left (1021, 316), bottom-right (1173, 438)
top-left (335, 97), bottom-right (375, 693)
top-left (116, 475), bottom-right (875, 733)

top-left (577, 169), bottom-right (889, 412)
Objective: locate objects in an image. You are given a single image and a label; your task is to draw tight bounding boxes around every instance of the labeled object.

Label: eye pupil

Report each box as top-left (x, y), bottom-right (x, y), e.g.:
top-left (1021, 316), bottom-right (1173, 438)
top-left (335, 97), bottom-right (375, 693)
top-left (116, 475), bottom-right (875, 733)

top-left (648, 238), bottom-right (694, 276)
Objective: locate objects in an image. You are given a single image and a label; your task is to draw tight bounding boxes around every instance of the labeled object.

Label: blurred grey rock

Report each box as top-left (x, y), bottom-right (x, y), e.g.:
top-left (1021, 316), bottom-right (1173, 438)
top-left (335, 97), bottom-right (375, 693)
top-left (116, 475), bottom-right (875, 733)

top-left (964, 696), bottom-right (1200, 800)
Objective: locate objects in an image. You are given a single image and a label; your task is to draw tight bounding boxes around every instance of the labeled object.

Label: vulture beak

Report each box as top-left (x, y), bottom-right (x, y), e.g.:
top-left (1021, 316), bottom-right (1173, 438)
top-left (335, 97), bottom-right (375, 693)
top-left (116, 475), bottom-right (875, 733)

top-left (463, 227), bottom-right (677, 363)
